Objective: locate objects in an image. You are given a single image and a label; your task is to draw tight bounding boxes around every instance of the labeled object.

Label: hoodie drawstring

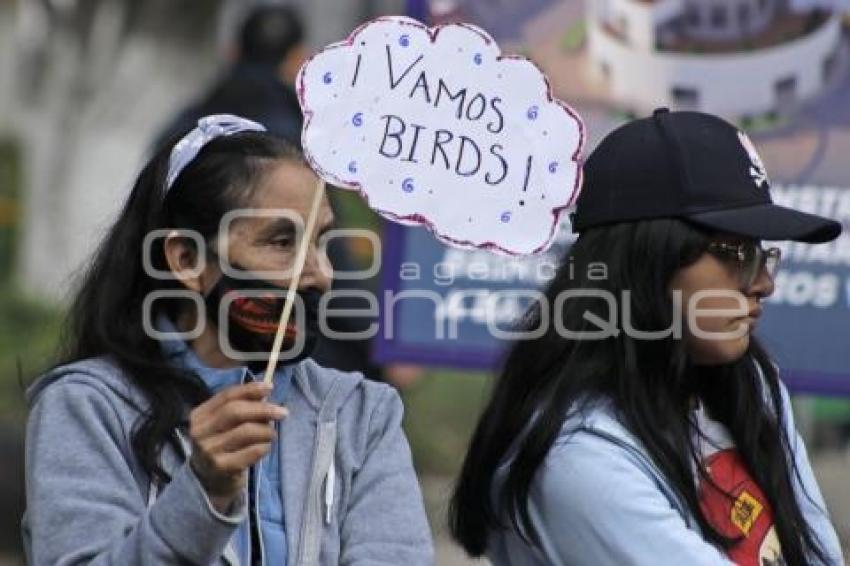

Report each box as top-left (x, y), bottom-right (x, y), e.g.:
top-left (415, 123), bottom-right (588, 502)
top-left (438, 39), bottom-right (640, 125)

top-left (147, 480), bottom-right (159, 509)
top-left (324, 450), bottom-right (336, 525)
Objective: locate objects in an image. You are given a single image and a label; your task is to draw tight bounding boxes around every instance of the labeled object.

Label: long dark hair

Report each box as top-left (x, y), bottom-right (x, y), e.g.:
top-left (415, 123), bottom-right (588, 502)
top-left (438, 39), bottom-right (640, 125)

top-left (56, 131), bottom-right (301, 484)
top-left (449, 218), bottom-right (827, 565)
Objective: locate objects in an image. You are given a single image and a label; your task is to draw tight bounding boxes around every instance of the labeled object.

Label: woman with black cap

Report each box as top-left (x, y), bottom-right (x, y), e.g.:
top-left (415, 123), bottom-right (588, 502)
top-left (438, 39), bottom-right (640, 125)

top-left (450, 108), bottom-right (844, 565)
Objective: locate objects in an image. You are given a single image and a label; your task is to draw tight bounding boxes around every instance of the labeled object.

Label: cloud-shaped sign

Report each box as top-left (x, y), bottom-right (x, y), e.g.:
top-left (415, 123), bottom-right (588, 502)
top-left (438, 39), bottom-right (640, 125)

top-left (298, 16), bottom-right (585, 255)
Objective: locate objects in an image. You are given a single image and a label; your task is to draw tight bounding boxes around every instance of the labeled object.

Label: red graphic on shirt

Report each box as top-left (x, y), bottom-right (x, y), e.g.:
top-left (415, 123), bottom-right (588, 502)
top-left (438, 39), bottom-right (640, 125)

top-left (698, 449), bottom-right (785, 565)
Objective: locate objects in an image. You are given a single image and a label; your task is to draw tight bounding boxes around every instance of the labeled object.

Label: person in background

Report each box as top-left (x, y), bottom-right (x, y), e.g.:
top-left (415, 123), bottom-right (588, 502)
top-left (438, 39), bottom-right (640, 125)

top-left (450, 109), bottom-right (844, 565)
top-left (157, 4), bottom-right (307, 150)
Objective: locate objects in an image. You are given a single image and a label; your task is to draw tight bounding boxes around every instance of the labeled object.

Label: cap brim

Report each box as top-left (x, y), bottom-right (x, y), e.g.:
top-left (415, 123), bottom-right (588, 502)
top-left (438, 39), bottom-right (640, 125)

top-left (687, 203), bottom-right (842, 243)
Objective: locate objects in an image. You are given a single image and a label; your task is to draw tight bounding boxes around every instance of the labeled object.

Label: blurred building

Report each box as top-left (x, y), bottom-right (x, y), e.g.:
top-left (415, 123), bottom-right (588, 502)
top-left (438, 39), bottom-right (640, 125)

top-left (587, 0), bottom-right (845, 118)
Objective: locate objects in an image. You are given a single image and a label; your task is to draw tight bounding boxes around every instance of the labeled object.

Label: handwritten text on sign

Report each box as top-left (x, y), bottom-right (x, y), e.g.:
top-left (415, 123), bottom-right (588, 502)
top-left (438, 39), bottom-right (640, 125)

top-left (298, 16), bottom-right (585, 255)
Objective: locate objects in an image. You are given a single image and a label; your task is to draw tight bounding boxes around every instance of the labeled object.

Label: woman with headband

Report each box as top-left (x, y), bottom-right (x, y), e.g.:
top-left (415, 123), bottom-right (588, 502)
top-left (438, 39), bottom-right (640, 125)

top-left (450, 109), bottom-right (843, 565)
top-left (22, 115), bottom-right (433, 565)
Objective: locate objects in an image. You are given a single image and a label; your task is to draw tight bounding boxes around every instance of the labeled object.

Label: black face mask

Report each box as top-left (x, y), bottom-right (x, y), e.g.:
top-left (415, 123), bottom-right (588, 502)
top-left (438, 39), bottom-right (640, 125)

top-left (203, 263), bottom-right (322, 370)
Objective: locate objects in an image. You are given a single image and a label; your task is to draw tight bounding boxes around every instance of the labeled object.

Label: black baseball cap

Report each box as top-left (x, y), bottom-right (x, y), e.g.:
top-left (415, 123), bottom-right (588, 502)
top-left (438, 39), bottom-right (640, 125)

top-left (571, 108), bottom-right (842, 243)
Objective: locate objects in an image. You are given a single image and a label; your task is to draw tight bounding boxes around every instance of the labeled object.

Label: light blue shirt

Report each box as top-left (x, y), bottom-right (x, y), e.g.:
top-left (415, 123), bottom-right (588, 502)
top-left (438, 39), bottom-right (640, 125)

top-left (157, 314), bottom-right (292, 565)
top-left (486, 385), bottom-right (843, 565)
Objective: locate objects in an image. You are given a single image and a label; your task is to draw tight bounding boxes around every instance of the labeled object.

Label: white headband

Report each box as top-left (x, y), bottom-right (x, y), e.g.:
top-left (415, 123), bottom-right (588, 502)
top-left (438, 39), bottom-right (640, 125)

top-left (166, 114), bottom-right (267, 192)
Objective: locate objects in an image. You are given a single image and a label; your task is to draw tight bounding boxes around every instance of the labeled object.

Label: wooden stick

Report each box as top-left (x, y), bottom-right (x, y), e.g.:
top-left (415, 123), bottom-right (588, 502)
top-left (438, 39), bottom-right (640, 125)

top-left (263, 177), bottom-right (326, 384)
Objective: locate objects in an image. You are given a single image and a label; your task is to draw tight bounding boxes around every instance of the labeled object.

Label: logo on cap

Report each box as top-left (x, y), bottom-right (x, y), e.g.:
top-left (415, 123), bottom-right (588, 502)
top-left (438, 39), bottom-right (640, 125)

top-left (737, 131), bottom-right (769, 189)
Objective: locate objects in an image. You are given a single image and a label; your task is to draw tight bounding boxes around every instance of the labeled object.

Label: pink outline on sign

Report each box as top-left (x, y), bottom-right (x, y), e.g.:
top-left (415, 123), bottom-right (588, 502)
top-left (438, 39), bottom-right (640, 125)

top-left (297, 15), bottom-right (586, 256)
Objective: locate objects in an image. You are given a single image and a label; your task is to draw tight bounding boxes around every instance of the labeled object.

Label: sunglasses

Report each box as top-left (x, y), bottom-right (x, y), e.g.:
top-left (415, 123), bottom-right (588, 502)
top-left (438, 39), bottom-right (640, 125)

top-left (707, 241), bottom-right (781, 289)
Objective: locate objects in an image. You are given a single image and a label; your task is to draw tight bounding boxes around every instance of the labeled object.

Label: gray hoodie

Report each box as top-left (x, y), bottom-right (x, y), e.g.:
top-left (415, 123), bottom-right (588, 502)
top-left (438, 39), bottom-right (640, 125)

top-left (22, 356), bottom-right (434, 565)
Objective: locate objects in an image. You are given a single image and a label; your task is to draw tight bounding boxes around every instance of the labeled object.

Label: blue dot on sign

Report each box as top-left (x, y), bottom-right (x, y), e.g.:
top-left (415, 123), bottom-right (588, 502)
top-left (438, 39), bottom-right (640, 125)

top-left (473, 53), bottom-right (482, 65)
top-left (323, 72), bottom-right (332, 84)
top-left (501, 211), bottom-right (512, 223)
top-left (352, 112), bottom-right (363, 127)
top-left (348, 161), bottom-right (357, 174)
top-left (549, 161), bottom-right (559, 173)
top-left (527, 106), bottom-right (539, 120)
top-left (399, 34), bottom-right (410, 47)
top-left (402, 178), bottom-right (414, 193)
